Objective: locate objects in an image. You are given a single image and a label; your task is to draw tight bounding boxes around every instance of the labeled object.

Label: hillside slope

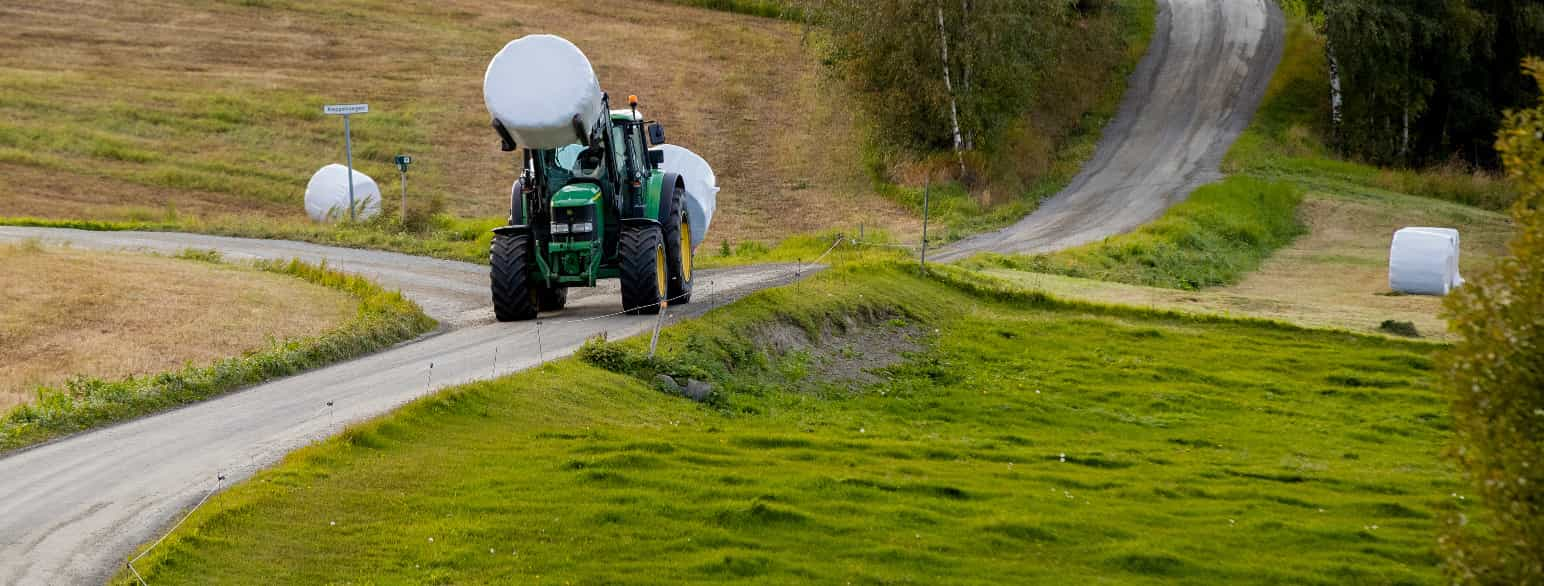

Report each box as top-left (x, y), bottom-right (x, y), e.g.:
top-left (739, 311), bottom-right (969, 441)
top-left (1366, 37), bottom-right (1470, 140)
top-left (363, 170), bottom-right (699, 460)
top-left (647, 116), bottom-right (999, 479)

top-left (0, 0), bottom-right (914, 244)
top-left (936, 0), bottom-right (1284, 260)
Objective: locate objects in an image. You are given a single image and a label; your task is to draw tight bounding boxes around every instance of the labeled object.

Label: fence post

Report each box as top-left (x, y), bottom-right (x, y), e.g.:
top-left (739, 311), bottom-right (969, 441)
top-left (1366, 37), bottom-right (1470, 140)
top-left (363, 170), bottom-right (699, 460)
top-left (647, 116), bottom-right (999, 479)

top-left (920, 174), bottom-right (930, 272)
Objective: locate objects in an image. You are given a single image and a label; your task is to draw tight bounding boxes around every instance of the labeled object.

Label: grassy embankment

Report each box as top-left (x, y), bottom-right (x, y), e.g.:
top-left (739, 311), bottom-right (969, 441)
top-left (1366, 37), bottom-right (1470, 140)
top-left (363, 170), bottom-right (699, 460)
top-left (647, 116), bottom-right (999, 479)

top-left (0, 0), bottom-right (915, 260)
top-left (0, 249), bottom-right (435, 452)
top-left (0, 241), bottom-right (353, 413)
top-left (121, 261), bottom-right (1457, 584)
top-left (966, 176), bottom-right (1305, 289)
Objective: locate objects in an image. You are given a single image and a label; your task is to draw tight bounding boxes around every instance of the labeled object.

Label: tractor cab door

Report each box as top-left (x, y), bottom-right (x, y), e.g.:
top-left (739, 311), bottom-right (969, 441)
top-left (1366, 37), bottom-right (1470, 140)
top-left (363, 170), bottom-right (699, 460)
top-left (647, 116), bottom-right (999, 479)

top-left (609, 122), bottom-right (652, 218)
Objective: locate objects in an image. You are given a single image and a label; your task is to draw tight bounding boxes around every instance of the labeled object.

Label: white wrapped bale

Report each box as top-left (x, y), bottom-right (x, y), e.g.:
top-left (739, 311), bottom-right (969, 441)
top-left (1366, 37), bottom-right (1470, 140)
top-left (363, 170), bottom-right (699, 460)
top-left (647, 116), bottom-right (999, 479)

top-left (653, 144), bottom-right (718, 250)
top-left (483, 35), bottom-right (605, 150)
top-left (1389, 227), bottom-right (1462, 295)
top-left (304, 164), bottom-right (382, 222)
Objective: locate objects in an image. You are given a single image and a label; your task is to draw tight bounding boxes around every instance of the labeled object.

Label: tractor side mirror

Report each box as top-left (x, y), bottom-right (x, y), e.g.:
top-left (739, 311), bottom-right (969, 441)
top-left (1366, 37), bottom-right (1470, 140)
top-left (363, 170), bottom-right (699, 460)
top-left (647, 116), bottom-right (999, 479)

top-left (647, 122), bottom-right (666, 145)
top-left (648, 149), bottom-right (665, 167)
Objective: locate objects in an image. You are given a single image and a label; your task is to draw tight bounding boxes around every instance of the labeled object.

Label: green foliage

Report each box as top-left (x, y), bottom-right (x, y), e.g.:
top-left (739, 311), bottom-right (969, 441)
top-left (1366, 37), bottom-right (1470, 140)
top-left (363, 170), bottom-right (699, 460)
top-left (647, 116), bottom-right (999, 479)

top-left (966, 176), bottom-right (1304, 290)
top-left (815, 0), bottom-right (1044, 153)
top-left (1439, 59), bottom-right (1544, 584)
top-left (1320, 0), bottom-right (1544, 168)
top-left (839, 0), bottom-right (1154, 240)
top-left (1379, 320), bottom-right (1422, 338)
top-left (818, 0), bottom-right (1151, 177)
top-left (1224, 14), bottom-right (1519, 211)
top-left (0, 257), bottom-right (436, 451)
top-left (117, 263), bottom-right (1452, 585)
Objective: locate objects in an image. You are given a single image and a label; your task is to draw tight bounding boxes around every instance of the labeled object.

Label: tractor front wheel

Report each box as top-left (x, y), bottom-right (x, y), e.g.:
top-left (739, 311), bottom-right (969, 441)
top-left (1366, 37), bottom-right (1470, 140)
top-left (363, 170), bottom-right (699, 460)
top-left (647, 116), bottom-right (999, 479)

top-left (491, 233), bottom-right (539, 322)
top-left (619, 223), bottom-right (666, 315)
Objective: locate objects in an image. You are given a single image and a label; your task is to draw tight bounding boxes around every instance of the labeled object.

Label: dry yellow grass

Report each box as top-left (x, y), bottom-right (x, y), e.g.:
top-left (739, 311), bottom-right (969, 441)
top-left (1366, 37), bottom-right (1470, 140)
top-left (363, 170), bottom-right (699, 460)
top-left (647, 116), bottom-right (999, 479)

top-left (0, 243), bottom-right (355, 412)
top-left (984, 192), bottom-right (1514, 341)
top-left (0, 0), bottom-right (918, 245)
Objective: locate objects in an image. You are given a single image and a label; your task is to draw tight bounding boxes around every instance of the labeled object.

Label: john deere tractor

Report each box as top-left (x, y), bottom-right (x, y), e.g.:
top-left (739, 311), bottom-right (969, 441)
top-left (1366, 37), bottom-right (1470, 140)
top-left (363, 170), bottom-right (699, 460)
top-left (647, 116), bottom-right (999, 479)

top-left (488, 94), bottom-right (694, 321)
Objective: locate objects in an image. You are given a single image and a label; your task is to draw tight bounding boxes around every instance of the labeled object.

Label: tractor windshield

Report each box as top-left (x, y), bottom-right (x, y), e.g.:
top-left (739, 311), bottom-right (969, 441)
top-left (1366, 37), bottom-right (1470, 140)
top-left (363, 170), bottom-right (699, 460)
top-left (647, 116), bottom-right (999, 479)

top-left (555, 144), bottom-right (582, 169)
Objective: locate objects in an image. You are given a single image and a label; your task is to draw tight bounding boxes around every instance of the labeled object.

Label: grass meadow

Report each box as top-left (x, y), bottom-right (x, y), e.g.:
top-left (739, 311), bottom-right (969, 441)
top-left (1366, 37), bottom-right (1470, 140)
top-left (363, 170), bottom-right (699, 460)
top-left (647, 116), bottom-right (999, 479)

top-left (1, 249), bottom-right (436, 451)
top-left (0, 241), bottom-right (355, 413)
top-left (120, 263), bottom-right (1457, 584)
top-left (964, 176), bottom-right (1306, 290)
top-left (0, 0), bottom-right (917, 248)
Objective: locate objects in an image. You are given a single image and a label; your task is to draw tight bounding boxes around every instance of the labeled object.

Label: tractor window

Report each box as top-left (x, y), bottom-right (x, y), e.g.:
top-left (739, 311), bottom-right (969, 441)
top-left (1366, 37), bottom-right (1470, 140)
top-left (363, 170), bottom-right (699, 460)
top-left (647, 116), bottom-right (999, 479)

top-left (633, 127), bottom-right (649, 168)
top-left (610, 125), bottom-right (629, 178)
top-left (555, 144), bottom-right (582, 169)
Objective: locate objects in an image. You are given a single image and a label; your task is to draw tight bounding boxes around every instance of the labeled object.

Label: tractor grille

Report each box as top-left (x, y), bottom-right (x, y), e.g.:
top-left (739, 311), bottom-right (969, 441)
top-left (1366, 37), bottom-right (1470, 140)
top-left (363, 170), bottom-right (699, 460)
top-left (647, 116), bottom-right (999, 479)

top-left (550, 205), bottom-right (595, 238)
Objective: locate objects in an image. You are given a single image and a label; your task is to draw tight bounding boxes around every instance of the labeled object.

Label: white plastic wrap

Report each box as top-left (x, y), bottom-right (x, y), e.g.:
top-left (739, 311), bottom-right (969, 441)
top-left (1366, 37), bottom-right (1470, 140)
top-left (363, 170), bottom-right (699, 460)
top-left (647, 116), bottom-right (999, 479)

top-left (483, 35), bottom-right (605, 150)
top-left (1389, 227), bottom-right (1462, 295)
top-left (653, 144), bottom-right (718, 250)
top-left (304, 164), bottom-right (381, 222)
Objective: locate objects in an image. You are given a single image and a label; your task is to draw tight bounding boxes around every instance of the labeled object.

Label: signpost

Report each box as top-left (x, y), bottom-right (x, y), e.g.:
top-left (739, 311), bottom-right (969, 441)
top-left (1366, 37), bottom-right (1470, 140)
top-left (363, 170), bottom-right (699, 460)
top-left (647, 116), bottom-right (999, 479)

top-left (394, 154), bottom-right (413, 224)
top-left (323, 103), bottom-right (369, 221)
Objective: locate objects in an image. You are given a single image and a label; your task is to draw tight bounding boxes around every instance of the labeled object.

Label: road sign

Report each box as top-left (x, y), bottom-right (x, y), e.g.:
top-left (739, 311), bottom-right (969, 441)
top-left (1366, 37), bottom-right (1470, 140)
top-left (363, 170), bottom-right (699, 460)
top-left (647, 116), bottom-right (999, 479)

top-left (395, 154), bottom-right (412, 223)
top-left (323, 103), bottom-right (369, 115)
top-left (323, 103), bottom-right (369, 220)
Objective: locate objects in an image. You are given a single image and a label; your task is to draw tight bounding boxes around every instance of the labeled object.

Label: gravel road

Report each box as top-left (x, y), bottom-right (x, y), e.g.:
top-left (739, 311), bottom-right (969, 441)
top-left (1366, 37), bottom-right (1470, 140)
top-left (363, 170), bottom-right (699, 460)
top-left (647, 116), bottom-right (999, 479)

top-left (0, 227), bottom-right (809, 584)
top-left (933, 0), bottom-right (1284, 261)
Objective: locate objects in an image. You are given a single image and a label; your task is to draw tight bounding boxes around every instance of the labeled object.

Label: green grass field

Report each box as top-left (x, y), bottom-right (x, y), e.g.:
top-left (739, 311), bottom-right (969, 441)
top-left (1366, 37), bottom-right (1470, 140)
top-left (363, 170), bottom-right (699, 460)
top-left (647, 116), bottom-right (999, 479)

top-left (964, 176), bottom-right (1305, 290)
top-left (121, 264), bottom-right (1459, 584)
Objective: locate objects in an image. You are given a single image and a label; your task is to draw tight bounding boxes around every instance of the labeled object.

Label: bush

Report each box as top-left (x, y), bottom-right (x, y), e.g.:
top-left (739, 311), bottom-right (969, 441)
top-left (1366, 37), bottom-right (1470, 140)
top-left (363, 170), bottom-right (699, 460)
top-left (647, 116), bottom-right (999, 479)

top-left (1439, 59), bottom-right (1544, 584)
top-left (1378, 319), bottom-right (1421, 338)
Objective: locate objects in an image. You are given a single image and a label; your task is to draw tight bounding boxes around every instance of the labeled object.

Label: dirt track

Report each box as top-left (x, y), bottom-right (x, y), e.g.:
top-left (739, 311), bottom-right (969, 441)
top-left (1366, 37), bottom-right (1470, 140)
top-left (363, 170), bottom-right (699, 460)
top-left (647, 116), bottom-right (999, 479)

top-left (0, 227), bottom-right (808, 584)
top-left (934, 0), bottom-right (1284, 261)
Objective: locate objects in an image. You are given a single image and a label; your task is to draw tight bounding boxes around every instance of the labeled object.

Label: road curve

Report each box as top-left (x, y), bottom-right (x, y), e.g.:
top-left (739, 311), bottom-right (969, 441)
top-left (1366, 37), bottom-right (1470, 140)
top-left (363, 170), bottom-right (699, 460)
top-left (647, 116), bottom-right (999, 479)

top-left (0, 226), bottom-right (809, 584)
top-left (934, 0), bottom-right (1284, 261)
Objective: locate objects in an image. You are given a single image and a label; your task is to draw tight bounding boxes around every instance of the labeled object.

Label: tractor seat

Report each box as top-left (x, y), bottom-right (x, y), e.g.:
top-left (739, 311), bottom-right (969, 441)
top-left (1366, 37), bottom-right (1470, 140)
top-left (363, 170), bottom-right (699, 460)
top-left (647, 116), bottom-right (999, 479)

top-left (573, 146), bottom-right (605, 177)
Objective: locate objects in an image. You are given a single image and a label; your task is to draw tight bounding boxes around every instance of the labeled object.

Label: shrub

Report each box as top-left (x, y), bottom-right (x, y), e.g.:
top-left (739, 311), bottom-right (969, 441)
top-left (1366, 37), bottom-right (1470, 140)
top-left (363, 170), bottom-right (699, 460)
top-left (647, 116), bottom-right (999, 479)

top-left (1439, 59), bottom-right (1544, 584)
top-left (1378, 319), bottom-right (1421, 338)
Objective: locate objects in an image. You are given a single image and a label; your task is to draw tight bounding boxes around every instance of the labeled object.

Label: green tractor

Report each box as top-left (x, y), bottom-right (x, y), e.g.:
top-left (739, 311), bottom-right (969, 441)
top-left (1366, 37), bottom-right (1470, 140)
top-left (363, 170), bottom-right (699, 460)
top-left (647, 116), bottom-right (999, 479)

top-left (488, 94), bottom-right (695, 321)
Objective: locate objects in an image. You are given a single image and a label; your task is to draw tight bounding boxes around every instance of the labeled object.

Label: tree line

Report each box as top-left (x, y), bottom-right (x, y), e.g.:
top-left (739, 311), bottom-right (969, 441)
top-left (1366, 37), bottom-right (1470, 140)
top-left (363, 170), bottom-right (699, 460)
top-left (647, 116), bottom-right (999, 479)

top-left (810, 0), bottom-right (1123, 180)
top-left (1311, 0), bottom-right (1544, 168)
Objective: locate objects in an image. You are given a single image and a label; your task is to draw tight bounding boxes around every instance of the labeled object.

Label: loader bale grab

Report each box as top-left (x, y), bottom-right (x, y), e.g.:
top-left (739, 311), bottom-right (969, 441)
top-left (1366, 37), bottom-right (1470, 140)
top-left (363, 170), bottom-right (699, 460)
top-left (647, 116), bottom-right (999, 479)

top-left (482, 35), bottom-right (715, 321)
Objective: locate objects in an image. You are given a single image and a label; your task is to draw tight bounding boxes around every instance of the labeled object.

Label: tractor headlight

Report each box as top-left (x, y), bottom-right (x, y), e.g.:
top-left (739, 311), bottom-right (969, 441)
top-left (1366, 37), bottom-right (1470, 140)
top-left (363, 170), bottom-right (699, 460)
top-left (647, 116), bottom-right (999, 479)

top-left (550, 222), bottom-right (570, 234)
top-left (570, 221), bottom-right (594, 234)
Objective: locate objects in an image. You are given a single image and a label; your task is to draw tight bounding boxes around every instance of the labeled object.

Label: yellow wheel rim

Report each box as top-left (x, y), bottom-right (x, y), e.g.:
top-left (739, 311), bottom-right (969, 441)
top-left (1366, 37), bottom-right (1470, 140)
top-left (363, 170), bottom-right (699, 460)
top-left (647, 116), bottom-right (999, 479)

top-left (655, 244), bottom-right (667, 298)
top-left (680, 215), bottom-right (693, 283)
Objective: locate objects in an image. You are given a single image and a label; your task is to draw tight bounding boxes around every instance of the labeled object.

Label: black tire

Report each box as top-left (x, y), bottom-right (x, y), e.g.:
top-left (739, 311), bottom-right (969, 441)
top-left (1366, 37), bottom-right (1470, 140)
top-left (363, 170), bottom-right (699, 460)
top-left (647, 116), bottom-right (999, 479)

top-left (662, 197), bottom-right (694, 305)
top-left (619, 223), bottom-right (665, 315)
top-left (491, 233), bottom-right (538, 322)
top-left (537, 286), bottom-right (567, 312)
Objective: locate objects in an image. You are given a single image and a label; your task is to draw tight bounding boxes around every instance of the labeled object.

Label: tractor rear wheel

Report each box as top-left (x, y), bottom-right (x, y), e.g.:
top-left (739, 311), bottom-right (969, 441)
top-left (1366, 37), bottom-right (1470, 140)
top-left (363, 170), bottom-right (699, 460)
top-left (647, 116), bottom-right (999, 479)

top-left (491, 233), bottom-right (538, 322)
top-left (662, 202), bottom-right (694, 304)
top-left (619, 223), bottom-right (666, 315)
top-left (537, 286), bottom-right (568, 312)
